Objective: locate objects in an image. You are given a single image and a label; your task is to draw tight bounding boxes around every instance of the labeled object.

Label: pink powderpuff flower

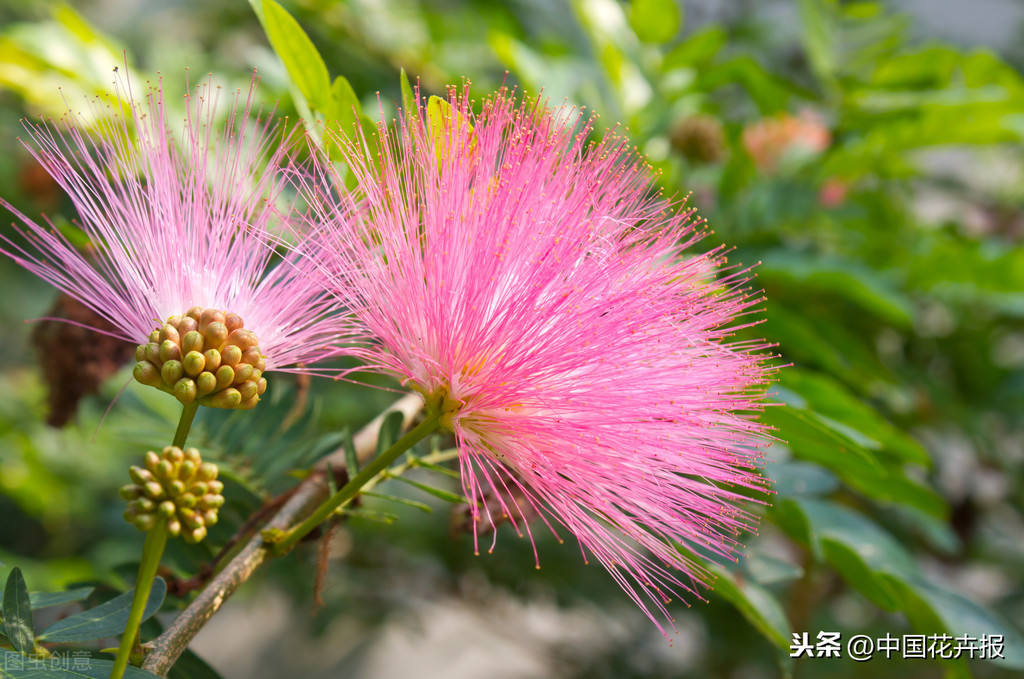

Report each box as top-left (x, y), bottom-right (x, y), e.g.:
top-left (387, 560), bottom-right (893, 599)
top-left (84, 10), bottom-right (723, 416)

top-left (302, 86), bottom-right (775, 635)
top-left (1, 74), bottom-right (348, 409)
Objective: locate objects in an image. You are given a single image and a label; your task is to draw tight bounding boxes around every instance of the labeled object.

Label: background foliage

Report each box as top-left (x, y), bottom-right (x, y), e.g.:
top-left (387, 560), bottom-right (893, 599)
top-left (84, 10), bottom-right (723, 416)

top-left (1, 1), bottom-right (1023, 678)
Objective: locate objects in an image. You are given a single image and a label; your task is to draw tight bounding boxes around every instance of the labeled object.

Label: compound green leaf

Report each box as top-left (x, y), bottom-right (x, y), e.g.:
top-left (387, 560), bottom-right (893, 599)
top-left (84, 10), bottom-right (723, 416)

top-left (28, 588), bottom-right (93, 610)
top-left (3, 568), bottom-right (34, 655)
top-left (38, 577), bottom-right (166, 643)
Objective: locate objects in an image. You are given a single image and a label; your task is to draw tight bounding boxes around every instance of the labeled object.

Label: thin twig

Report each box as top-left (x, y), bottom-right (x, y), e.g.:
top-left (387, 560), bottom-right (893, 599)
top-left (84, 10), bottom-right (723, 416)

top-left (141, 393), bottom-right (424, 677)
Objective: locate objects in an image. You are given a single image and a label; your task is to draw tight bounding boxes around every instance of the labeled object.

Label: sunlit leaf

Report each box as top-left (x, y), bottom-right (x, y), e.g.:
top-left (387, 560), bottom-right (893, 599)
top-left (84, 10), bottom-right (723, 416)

top-left (400, 67), bottom-right (416, 115)
top-left (260, 0), bottom-right (331, 111)
top-left (629, 0), bottom-right (681, 44)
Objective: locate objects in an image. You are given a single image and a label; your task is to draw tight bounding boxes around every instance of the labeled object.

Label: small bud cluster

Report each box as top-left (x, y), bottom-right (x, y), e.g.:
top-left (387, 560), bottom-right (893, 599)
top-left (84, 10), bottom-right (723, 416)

top-left (121, 446), bottom-right (225, 543)
top-left (133, 307), bottom-right (267, 409)
top-left (670, 115), bottom-right (726, 165)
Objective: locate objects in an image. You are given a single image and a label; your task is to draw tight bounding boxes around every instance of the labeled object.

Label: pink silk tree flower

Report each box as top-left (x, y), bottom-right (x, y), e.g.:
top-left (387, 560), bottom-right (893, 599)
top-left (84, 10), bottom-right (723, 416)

top-left (1, 75), bottom-right (348, 409)
top-left (303, 87), bottom-right (775, 635)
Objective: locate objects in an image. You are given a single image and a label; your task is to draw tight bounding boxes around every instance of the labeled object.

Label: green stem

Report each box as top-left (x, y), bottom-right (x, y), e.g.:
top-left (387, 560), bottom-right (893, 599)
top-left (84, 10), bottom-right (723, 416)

top-left (110, 521), bottom-right (168, 679)
top-left (268, 412), bottom-right (442, 555)
top-left (110, 403), bottom-right (198, 678)
top-left (172, 402), bottom-right (200, 449)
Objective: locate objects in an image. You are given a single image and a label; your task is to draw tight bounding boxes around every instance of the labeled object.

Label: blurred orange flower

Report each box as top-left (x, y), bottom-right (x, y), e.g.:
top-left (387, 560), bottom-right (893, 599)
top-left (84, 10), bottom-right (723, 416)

top-left (742, 111), bottom-right (831, 172)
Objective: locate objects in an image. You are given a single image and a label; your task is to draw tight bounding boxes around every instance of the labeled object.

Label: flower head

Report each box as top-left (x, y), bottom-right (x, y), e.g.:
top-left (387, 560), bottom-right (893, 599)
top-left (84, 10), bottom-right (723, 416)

top-left (1, 73), bottom-right (346, 408)
top-left (121, 445), bottom-right (225, 544)
top-left (304, 86), bottom-right (775, 633)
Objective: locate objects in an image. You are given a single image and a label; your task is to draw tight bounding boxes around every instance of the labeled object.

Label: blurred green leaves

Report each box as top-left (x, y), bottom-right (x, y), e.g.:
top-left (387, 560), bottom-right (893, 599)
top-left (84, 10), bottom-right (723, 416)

top-left (0, 4), bottom-right (130, 119)
top-left (773, 498), bottom-right (1024, 670)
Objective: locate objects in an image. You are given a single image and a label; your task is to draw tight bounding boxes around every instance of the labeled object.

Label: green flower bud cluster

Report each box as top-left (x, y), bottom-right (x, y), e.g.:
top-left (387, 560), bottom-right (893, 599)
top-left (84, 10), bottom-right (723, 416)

top-left (121, 446), bottom-right (225, 543)
top-left (132, 307), bottom-right (268, 409)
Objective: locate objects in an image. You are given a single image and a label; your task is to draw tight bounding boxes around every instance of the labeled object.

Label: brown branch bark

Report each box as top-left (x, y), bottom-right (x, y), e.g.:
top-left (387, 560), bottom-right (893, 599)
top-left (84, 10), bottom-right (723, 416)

top-left (141, 393), bottom-right (424, 677)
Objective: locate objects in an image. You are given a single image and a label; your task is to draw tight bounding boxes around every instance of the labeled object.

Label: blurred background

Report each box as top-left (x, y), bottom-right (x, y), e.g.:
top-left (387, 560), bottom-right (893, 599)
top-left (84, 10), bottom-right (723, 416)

top-left (1, 1), bottom-right (1023, 678)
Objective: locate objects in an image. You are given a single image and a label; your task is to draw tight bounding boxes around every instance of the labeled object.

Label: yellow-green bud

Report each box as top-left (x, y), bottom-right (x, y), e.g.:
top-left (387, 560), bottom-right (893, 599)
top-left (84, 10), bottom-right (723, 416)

top-left (203, 348), bottom-right (221, 372)
top-left (233, 363), bottom-right (253, 385)
top-left (120, 484), bottom-right (141, 500)
top-left (168, 479), bottom-right (185, 498)
top-left (186, 526), bottom-right (207, 544)
top-left (199, 308), bottom-right (225, 333)
top-left (214, 366), bottom-right (235, 390)
top-left (226, 328), bottom-right (256, 350)
top-left (208, 388), bottom-right (241, 409)
top-left (241, 347), bottom-right (261, 366)
top-left (158, 500), bottom-right (176, 518)
top-left (143, 481), bottom-right (165, 500)
top-left (179, 316), bottom-right (199, 334)
top-left (156, 459), bottom-right (174, 481)
top-left (133, 361), bottom-right (162, 387)
top-left (173, 378), bottom-right (197, 404)
top-left (201, 494), bottom-right (225, 509)
top-left (159, 339), bottom-right (181, 363)
top-left (129, 466), bottom-right (153, 485)
top-left (196, 464), bottom-right (217, 483)
top-left (181, 508), bottom-right (203, 530)
top-left (182, 350), bottom-right (205, 377)
top-left (182, 330), bottom-right (204, 354)
top-left (238, 381), bottom-right (258, 401)
top-left (196, 372), bottom-right (217, 396)
top-left (221, 345), bottom-right (242, 367)
top-left (204, 322), bottom-right (228, 348)
top-left (159, 324), bottom-right (180, 345)
top-left (161, 360), bottom-right (184, 386)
